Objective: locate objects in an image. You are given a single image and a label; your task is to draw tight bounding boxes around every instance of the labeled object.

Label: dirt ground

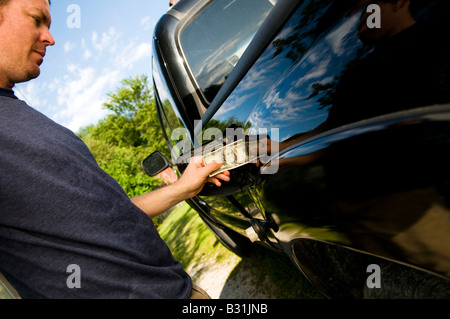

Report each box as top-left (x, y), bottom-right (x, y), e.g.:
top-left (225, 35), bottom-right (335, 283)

top-left (186, 245), bottom-right (324, 299)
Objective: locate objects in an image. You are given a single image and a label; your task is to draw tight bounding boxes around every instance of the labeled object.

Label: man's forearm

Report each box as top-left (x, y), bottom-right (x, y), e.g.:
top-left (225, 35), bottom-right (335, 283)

top-left (130, 159), bottom-right (229, 219)
top-left (131, 182), bottom-right (189, 218)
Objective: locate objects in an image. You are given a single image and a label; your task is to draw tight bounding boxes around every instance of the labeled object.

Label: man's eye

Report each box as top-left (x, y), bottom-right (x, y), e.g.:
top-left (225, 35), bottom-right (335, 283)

top-left (32, 16), bottom-right (41, 25)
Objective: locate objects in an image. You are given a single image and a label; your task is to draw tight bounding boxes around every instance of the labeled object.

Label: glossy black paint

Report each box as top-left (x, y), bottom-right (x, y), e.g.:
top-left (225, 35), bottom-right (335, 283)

top-left (152, 0), bottom-right (450, 298)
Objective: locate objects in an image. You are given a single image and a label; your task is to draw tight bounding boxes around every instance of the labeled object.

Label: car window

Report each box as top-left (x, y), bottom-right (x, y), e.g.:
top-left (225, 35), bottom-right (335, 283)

top-left (180, 0), bottom-right (277, 104)
top-left (205, 0), bottom-right (450, 144)
top-left (153, 57), bottom-right (192, 158)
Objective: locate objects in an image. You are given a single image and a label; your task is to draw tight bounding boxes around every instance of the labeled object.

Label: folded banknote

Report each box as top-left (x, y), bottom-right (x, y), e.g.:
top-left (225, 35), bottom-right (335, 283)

top-left (202, 139), bottom-right (260, 177)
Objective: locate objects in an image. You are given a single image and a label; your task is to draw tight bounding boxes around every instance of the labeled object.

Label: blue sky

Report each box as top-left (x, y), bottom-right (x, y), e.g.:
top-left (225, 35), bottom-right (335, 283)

top-left (15, 0), bottom-right (171, 133)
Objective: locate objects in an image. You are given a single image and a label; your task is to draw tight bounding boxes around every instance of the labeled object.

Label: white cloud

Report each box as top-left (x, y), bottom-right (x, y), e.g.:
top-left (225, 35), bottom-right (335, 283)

top-left (52, 65), bottom-right (122, 132)
top-left (83, 49), bottom-right (92, 60)
top-left (15, 81), bottom-right (43, 109)
top-left (114, 41), bottom-right (152, 70)
top-left (16, 65), bottom-right (123, 133)
top-left (325, 14), bottom-right (359, 56)
top-left (140, 16), bottom-right (154, 31)
top-left (64, 41), bottom-right (76, 53)
top-left (67, 63), bottom-right (77, 74)
top-left (80, 38), bottom-right (92, 60)
top-left (91, 27), bottom-right (121, 54)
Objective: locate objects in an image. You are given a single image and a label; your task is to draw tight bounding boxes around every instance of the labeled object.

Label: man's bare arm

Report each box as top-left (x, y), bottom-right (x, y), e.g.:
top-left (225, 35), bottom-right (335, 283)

top-left (131, 158), bottom-right (230, 218)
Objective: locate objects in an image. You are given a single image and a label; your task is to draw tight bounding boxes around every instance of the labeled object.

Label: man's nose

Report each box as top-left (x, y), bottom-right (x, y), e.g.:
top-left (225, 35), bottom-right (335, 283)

top-left (41, 28), bottom-right (56, 46)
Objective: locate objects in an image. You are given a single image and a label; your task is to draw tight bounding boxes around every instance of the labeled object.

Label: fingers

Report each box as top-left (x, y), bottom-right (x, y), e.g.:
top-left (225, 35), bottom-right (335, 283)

top-left (203, 161), bottom-right (231, 186)
top-left (216, 170), bottom-right (230, 177)
top-left (214, 171), bottom-right (231, 182)
top-left (208, 177), bottom-right (222, 187)
top-left (186, 157), bottom-right (231, 188)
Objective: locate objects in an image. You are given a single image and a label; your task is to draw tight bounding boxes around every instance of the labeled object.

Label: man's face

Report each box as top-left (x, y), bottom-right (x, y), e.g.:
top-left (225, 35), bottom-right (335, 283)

top-left (0, 0), bottom-right (55, 89)
top-left (358, 2), bottom-right (400, 44)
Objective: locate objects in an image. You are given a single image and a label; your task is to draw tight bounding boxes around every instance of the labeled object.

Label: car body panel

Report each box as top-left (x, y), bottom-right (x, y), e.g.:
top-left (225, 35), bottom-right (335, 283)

top-left (152, 0), bottom-right (450, 297)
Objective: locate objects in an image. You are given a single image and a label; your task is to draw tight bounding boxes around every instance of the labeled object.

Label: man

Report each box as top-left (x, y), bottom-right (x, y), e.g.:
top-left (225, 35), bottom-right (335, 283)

top-left (357, 0), bottom-right (417, 45)
top-left (0, 0), bottom-right (230, 298)
top-left (327, 0), bottom-right (449, 128)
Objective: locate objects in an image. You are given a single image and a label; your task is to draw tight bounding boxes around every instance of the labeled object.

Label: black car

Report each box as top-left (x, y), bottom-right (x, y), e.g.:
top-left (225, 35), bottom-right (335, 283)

top-left (148, 0), bottom-right (450, 298)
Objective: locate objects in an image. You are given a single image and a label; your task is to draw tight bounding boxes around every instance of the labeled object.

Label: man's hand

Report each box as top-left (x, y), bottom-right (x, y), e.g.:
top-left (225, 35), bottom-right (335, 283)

top-left (131, 156), bottom-right (230, 218)
top-left (175, 156), bottom-right (231, 199)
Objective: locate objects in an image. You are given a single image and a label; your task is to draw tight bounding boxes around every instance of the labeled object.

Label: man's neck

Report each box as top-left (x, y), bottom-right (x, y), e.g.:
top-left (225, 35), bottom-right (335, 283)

top-left (0, 80), bottom-right (15, 91)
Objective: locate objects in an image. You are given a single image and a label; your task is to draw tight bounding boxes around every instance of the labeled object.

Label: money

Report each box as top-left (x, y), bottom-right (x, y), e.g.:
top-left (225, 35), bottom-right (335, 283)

top-left (203, 139), bottom-right (259, 177)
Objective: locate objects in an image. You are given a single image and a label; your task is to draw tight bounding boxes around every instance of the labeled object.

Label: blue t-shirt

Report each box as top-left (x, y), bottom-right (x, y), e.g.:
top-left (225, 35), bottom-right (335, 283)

top-left (0, 88), bottom-right (191, 298)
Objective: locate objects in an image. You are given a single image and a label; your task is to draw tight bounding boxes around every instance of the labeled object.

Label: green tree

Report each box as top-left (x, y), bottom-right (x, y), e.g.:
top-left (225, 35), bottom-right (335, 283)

top-left (78, 74), bottom-right (170, 198)
top-left (84, 75), bottom-right (168, 153)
